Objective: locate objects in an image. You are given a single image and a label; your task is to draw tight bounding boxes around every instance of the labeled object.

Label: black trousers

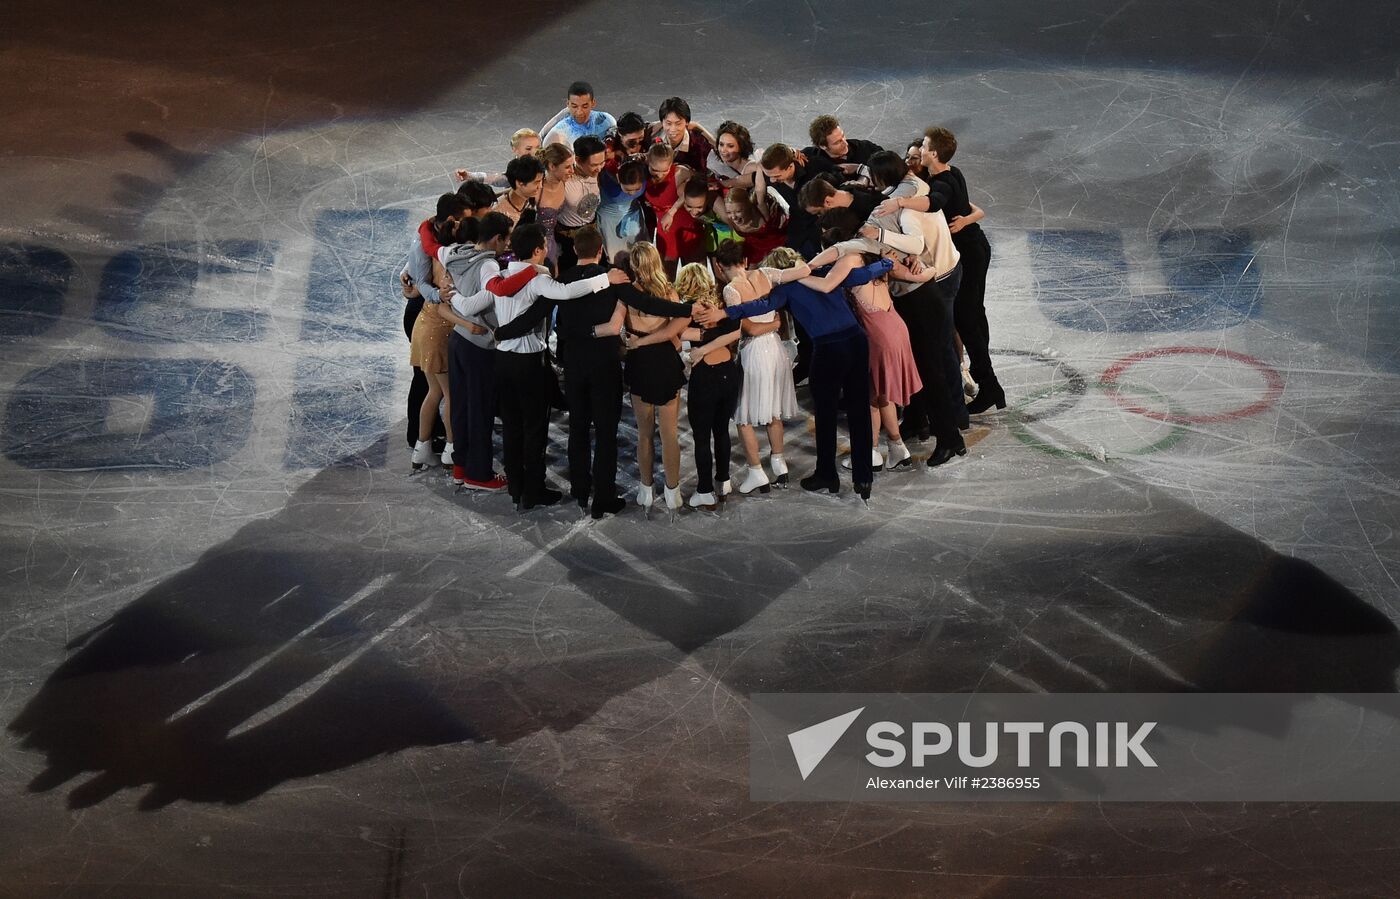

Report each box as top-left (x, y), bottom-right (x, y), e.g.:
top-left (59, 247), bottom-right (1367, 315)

top-left (895, 268), bottom-right (964, 447)
top-left (791, 316), bottom-right (813, 385)
top-left (403, 298), bottom-right (447, 451)
top-left (954, 231), bottom-right (999, 391)
top-left (448, 332), bottom-right (498, 481)
top-left (932, 265), bottom-right (968, 432)
top-left (687, 359), bottom-right (742, 494)
top-left (563, 354), bottom-right (623, 502)
top-left (495, 350), bottom-right (553, 502)
top-left (810, 329), bottom-right (873, 483)
top-left (555, 227), bottom-right (580, 275)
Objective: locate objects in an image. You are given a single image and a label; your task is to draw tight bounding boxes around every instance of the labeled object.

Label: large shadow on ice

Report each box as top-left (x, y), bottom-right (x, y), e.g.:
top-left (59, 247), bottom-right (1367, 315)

top-left (7, 430), bottom-right (881, 809)
top-left (11, 426), bottom-right (1399, 811)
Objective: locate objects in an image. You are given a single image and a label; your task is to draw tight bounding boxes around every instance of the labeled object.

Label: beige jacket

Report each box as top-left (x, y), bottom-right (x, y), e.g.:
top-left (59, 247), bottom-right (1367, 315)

top-left (831, 175), bottom-right (961, 295)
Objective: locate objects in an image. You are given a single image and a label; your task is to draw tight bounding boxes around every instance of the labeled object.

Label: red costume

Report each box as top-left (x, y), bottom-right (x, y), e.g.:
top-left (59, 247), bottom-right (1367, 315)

top-left (644, 165), bottom-right (704, 262)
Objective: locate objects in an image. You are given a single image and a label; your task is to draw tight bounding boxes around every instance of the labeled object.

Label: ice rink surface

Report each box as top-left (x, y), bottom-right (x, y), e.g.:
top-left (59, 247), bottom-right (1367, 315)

top-left (2, 0), bottom-right (1399, 895)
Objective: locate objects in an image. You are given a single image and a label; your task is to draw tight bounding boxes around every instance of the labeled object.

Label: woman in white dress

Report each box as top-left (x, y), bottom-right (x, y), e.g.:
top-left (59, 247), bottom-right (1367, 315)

top-left (713, 242), bottom-right (799, 493)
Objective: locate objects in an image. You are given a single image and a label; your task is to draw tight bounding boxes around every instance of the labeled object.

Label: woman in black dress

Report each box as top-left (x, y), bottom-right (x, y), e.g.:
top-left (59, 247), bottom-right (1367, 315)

top-left (620, 241), bottom-right (691, 511)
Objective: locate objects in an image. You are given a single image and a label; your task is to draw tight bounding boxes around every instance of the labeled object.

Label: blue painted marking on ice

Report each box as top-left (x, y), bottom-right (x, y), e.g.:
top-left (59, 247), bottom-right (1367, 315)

top-left (1031, 229), bottom-right (1260, 332)
top-left (94, 240), bottom-right (274, 342)
top-left (2, 358), bottom-right (255, 470)
top-left (0, 244), bottom-right (73, 339)
top-left (283, 356), bottom-right (397, 469)
top-left (1156, 229), bottom-right (1261, 328)
top-left (1030, 230), bottom-right (1128, 331)
top-left (300, 208), bottom-right (412, 343)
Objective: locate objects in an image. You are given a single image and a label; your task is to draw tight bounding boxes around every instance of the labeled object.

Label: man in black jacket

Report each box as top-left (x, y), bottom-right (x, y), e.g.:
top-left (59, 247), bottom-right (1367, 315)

top-left (554, 226), bottom-right (629, 518)
top-left (756, 142), bottom-right (831, 385)
top-left (797, 177), bottom-right (884, 225)
top-left (802, 114), bottom-right (884, 181)
top-left (757, 143), bottom-right (824, 259)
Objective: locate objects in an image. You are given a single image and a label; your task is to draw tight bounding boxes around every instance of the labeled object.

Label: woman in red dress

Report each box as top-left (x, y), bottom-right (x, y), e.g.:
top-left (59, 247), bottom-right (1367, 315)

top-left (719, 187), bottom-right (787, 266)
top-left (643, 143), bottom-right (702, 277)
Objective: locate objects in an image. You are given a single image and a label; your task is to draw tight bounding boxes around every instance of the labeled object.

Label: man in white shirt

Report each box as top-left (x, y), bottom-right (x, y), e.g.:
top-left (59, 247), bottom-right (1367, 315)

top-left (448, 223), bottom-right (628, 509)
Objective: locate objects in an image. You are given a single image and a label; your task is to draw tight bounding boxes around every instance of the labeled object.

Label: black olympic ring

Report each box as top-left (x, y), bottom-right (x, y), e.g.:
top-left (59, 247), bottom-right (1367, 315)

top-left (987, 347), bottom-right (1088, 425)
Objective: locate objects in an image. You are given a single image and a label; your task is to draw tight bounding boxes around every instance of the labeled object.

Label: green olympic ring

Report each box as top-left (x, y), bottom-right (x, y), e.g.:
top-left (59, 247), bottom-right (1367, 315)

top-left (1007, 379), bottom-right (1189, 461)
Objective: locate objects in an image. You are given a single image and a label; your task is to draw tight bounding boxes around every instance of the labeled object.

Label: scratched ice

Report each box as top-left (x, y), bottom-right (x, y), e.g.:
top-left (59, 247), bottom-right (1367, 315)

top-left (2, 1), bottom-right (1399, 895)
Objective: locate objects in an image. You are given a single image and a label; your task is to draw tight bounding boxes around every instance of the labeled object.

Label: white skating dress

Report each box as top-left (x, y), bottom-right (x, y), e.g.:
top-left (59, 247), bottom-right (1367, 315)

top-left (728, 271), bottom-right (799, 426)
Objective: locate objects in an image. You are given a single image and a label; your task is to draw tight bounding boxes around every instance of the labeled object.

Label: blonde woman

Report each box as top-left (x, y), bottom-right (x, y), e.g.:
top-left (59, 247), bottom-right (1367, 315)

top-left (452, 127), bottom-right (542, 190)
top-left (715, 179), bottom-right (787, 267)
top-left (620, 242), bottom-right (691, 510)
top-left (676, 264), bottom-right (742, 510)
top-left (642, 142), bottom-right (697, 277)
top-left (534, 142), bottom-right (574, 271)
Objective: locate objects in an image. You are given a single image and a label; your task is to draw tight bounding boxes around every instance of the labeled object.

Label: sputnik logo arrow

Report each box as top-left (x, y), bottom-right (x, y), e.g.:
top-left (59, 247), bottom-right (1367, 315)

top-left (787, 707), bottom-right (864, 780)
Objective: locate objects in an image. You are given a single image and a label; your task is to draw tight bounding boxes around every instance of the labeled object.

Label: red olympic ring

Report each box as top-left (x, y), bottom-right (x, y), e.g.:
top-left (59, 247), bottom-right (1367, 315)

top-left (1099, 347), bottom-right (1284, 424)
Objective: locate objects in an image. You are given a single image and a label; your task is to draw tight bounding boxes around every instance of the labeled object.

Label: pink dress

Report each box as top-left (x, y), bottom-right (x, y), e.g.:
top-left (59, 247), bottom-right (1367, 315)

top-left (851, 283), bottom-right (922, 406)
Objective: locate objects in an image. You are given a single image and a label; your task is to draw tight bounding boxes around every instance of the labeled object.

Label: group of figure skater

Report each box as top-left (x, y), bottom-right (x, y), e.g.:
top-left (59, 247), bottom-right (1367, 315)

top-left (399, 81), bottom-right (1003, 519)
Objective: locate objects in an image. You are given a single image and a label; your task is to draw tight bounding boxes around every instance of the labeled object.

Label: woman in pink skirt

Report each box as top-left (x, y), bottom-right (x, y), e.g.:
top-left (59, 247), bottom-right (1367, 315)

top-left (844, 251), bottom-right (934, 472)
